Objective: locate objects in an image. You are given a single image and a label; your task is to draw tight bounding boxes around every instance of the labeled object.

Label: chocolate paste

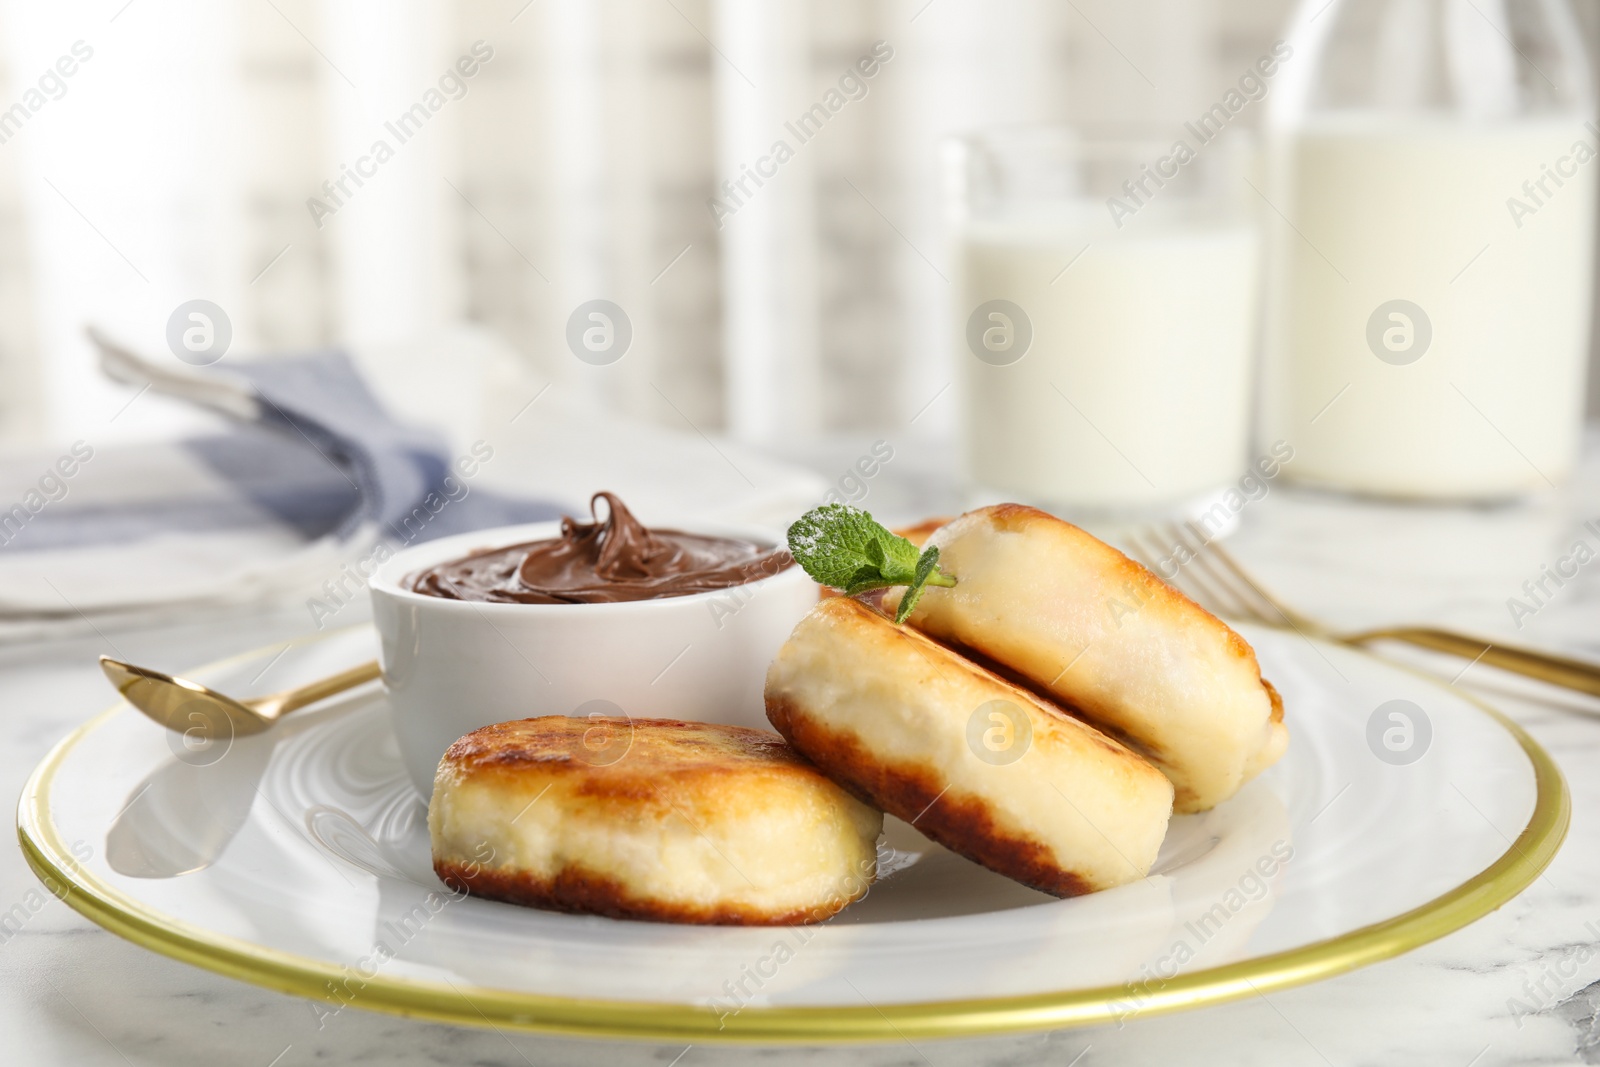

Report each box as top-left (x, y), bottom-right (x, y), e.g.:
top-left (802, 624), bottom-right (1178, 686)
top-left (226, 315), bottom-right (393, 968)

top-left (408, 492), bottom-right (793, 604)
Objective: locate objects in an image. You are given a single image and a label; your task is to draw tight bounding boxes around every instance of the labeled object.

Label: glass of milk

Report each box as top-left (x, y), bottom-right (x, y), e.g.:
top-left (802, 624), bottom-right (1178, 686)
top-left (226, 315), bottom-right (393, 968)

top-left (1261, 0), bottom-right (1596, 500)
top-left (947, 126), bottom-right (1262, 520)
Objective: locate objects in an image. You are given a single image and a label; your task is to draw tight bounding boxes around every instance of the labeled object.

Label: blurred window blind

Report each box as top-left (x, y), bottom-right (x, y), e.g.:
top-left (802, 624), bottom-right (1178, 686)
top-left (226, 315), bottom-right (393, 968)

top-left (0, 0), bottom-right (1591, 448)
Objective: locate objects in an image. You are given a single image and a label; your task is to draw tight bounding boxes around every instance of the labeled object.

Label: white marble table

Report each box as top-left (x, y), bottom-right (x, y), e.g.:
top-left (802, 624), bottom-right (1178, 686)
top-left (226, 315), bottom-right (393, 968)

top-left (6, 429), bottom-right (1600, 1067)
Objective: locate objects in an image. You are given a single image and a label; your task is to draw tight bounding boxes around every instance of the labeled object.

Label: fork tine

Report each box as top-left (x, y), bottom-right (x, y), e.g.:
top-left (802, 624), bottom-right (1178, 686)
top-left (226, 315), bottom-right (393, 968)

top-left (1156, 522), bottom-right (1274, 626)
top-left (1124, 525), bottom-right (1257, 625)
top-left (1125, 518), bottom-right (1322, 635)
top-left (1121, 529), bottom-right (1179, 587)
top-left (1118, 529), bottom-right (1166, 575)
top-left (1164, 521), bottom-right (1313, 632)
top-left (1200, 537), bottom-right (1311, 630)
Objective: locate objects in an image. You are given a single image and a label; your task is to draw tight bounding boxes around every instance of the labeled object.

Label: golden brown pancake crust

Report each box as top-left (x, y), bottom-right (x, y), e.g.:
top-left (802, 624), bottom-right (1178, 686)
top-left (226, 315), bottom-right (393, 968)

top-left (767, 693), bottom-right (1092, 897)
top-left (434, 858), bottom-right (844, 926)
top-left (443, 715), bottom-right (808, 776)
top-left (440, 717), bottom-right (833, 812)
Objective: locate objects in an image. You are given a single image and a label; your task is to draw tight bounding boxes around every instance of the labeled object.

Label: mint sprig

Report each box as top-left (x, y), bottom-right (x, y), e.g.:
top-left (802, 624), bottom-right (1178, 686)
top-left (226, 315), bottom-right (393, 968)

top-left (786, 504), bottom-right (955, 623)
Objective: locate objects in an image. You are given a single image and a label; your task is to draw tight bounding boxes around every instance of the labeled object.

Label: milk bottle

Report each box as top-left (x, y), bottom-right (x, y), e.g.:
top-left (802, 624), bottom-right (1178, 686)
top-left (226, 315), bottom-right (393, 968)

top-left (1262, 0), bottom-right (1596, 499)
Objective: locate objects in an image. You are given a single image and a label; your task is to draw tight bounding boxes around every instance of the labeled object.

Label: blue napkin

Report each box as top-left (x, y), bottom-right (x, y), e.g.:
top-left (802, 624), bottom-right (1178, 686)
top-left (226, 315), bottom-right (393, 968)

top-left (0, 335), bottom-right (562, 626)
top-left (223, 349), bottom-right (561, 543)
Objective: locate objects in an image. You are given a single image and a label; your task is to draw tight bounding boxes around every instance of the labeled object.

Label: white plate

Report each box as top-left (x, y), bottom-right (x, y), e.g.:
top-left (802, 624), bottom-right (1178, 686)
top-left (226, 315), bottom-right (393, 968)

top-left (17, 623), bottom-right (1566, 1042)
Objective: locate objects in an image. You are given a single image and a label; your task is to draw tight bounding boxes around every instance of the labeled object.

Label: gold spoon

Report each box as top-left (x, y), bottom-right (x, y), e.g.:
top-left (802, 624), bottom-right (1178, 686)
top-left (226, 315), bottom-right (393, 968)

top-left (99, 655), bottom-right (382, 738)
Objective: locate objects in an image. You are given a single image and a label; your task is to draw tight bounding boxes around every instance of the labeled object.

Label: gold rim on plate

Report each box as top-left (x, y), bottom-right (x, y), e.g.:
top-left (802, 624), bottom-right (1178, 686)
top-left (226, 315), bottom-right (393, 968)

top-left (15, 633), bottom-right (1570, 1044)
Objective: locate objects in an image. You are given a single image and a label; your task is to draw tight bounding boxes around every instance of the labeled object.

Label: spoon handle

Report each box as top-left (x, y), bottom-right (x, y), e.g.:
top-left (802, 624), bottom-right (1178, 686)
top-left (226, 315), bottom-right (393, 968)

top-left (261, 659), bottom-right (383, 717)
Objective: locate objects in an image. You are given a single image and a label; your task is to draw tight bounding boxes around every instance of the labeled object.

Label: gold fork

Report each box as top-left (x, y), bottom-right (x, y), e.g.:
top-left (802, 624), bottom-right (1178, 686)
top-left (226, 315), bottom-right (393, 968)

top-left (1120, 521), bottom-right (1600, 699)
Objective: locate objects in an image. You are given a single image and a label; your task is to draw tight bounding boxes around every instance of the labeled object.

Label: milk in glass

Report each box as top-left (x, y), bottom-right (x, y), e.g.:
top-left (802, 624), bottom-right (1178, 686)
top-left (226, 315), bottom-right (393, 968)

top-left (959, 206), bottom-right (1259, 508)
top-left (948, 130), bottom-right (1262, 514)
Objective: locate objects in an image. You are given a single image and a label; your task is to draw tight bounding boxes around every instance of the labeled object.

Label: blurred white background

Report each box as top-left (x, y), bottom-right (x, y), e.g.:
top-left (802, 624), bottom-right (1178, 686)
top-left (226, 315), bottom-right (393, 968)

top-left (0, 0), bottom-right (1595, 451)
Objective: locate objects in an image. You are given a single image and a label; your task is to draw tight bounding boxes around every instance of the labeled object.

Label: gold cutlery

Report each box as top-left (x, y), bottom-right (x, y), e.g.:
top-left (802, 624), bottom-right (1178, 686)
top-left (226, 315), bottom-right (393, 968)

top-left (1122, 523), bottom-right (1600, 699)
top-left (99, 655), bottom-right (381, 738)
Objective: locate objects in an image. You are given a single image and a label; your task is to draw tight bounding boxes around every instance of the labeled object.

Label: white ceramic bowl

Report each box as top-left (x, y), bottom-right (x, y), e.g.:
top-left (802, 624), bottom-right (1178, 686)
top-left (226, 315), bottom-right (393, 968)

top-left (369, 520), bottom-right (817, 794)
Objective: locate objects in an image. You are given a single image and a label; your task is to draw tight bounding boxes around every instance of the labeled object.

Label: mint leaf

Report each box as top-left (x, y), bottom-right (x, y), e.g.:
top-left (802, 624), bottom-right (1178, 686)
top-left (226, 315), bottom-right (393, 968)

top-left (864, 531), bottom-right (917, 584)
top-left (786, 504), bottom-right (888, 590)
top-left (786, 503), bottom-right (956, 622)
top-left (894, 545), bottom-right (943, 624)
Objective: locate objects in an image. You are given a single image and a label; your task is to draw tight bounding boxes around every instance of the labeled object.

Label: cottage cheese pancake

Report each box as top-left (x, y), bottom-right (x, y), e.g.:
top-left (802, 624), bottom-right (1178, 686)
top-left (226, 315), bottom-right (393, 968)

top-left (430, 716), bottom-right (882, 924)
top-left (766, 597), bottom-right (1174, 896)
top-left (884, 505), bottom-right (1287, 813)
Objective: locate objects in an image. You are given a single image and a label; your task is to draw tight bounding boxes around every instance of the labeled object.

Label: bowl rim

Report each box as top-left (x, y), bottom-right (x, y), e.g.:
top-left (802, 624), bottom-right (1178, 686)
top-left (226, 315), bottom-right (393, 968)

top-left (367, 517), bottom-right (805, 615)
